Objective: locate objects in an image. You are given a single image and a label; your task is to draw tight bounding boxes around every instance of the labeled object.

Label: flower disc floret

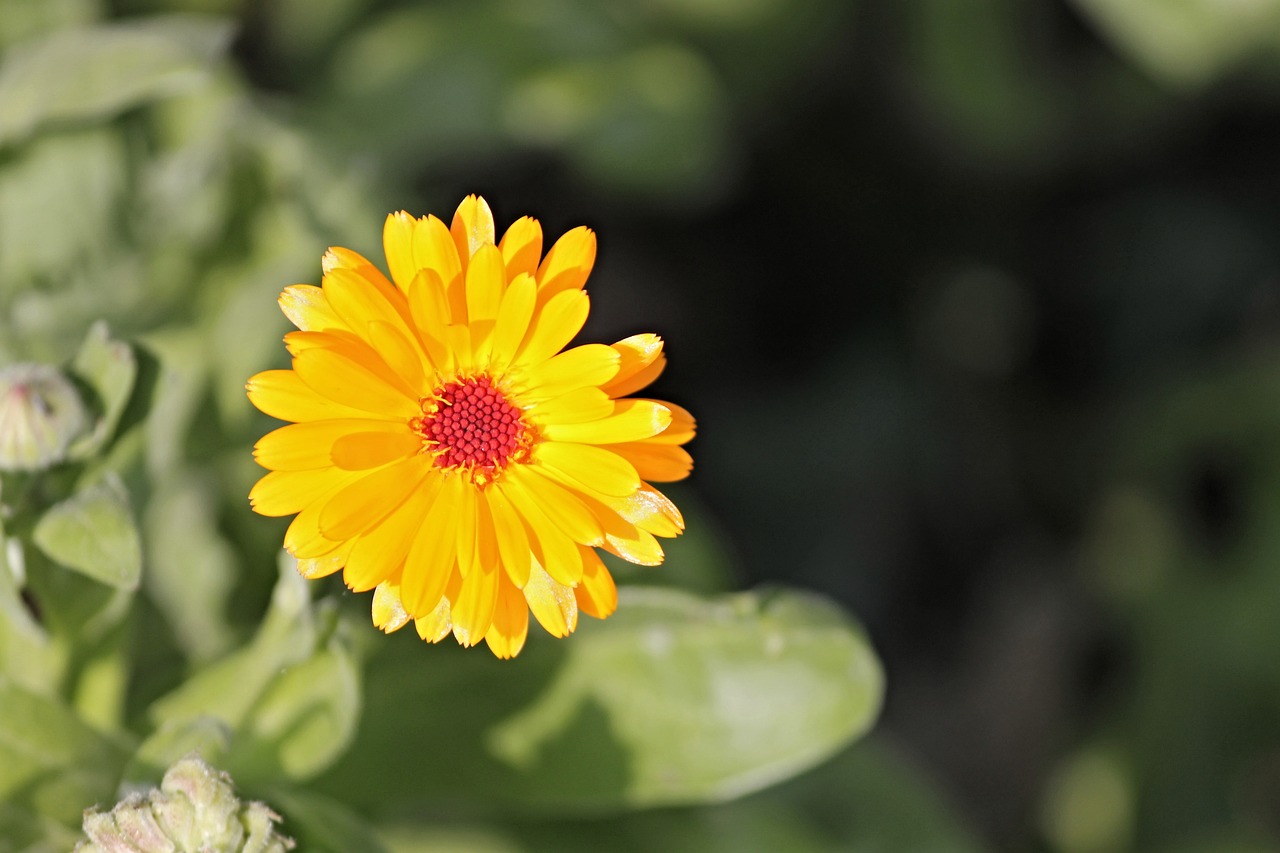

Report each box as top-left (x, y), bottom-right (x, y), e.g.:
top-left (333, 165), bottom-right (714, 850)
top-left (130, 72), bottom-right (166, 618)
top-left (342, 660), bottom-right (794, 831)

top-left (414, 375), bottom-right (531, 479)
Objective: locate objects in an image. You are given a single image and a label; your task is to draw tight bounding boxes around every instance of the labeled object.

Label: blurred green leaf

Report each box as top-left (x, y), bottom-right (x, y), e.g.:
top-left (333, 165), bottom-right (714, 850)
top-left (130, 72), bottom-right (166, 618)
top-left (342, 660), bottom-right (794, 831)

top-left (32, 473), bottom-right (142, 591)
top-left (147, 557), bottom-right (315, 728)
top-left (147, 558), bottom-right (363, 785)
top-left (318, 585), bottom-right (882, 814)
top-left (0, 533), bottom-right (59, 694)
top-left (263, 787), bottom-right (390, 853)
top-left (0, 128), bottom-right (125, 309)
top-left (1071, 0), bottom-right (1280, 86)
top-left (143, 473), bottom-right (238, 663)
top-left (124, 716), bottom-right (232, 788)
top-left (0, 677), bottom-right (130, 826)
top-left (66, 322), bottom-right (138, 461)
top-left (0, 801), bottom-right (83, 853)
top-left (0, 15), bottom-right (233, 146)
top-left (226, 631), bottom-right (362, 783)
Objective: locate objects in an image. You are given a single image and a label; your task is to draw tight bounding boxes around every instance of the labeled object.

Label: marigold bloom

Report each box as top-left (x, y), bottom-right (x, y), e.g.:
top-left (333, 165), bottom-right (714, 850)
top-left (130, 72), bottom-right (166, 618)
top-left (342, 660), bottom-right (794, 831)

top-left (247, 196), bottom-right (694, 658)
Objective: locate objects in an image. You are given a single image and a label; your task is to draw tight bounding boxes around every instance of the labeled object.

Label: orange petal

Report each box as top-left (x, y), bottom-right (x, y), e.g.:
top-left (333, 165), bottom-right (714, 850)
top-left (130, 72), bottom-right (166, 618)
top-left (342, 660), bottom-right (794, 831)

top-left (484, 484), bottom-right (531, 588)
top-left (536, 225), bottom-right (596, 303)
top-left (400, 473), bottom-right (463, 617)
top-left (451, 560), bottom-right (499, 648)
top-left (533, 442), bottom-right (639, 498)
top-left (280, 285), bottom-right (345, 333)
top-left (516, 343), bottom-right (619, 401)
top-left (484, 572), bottom-right (530, 658)
top-left (383, 212), bottom-right (418, 289)
top-left (605, 442), bottom-right (693, 482)
top-left (600, 334), bottom-right (666, 398)
top-left (574, 546), bottom-right (618, 619)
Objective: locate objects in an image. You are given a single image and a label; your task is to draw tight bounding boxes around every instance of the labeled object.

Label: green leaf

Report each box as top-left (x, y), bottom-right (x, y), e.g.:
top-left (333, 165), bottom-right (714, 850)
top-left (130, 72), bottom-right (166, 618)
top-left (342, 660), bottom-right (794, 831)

top-left (1070, 0), bottom-right (1280, 87)
top-left (225, 632), bottom-right (362, 783)
top-left (0, 801), bottom-right (84, 853)
top-left (317, 586), bottom-right (883, 814)
top-left (0, 15), bottom-right (234, 146)
top-left (148, 558), bottom-right (363, 785)
top-left (0, 533), bottom-right (59, 694)
top-left (66, 322), bottom-right (137, 460)
top-left (32, 473), bottom-right (142, 590)
top-left (261, 788), bottom-right (390, 853)
top-left (0, 676), bottom-right (130, 826)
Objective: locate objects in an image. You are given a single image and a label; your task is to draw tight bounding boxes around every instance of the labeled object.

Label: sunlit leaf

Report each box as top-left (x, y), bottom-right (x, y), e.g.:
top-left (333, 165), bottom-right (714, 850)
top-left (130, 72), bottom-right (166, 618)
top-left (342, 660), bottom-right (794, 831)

top-left (317, 586), bottom-right (883, 813)
top-left (32, 473), bottom-right (142, 591)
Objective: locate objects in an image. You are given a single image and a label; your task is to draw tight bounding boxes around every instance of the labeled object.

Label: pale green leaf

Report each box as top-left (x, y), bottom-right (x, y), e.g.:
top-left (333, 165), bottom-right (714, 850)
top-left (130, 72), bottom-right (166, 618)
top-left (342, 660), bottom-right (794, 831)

top-left (0, 677), bottom-right (130, 826)
top-left (32, 473), bottom-right (142, 590)
top-left (66, 322), bottom-right (137, 460)
top-left (317, 585), bottom-right (883, 813)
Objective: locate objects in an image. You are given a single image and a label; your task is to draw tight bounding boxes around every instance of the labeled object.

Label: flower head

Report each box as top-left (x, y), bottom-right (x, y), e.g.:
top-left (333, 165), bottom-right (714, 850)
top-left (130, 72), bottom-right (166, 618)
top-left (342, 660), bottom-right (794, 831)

top-left (248, 196), bottom-right (694, 658)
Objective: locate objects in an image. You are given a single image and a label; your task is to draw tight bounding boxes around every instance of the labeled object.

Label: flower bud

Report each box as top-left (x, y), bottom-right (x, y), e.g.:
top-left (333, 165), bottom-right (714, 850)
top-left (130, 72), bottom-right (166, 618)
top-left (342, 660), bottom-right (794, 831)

top-left (0, 363), bottom-right (87, 471)
top-left (77, 756), bottom-right (294, 852)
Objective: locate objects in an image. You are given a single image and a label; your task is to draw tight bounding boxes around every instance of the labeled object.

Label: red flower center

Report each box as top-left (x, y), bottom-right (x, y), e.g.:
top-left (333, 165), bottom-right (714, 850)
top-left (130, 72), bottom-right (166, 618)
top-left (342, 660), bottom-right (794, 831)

top-left (414, 376), bottom-right (528, 477)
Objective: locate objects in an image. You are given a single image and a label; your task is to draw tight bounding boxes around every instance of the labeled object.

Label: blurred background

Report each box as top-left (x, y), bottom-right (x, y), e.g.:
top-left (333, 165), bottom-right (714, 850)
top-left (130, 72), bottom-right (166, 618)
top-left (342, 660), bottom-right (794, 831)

top-left (5, 0), bottom-right (1280, 850)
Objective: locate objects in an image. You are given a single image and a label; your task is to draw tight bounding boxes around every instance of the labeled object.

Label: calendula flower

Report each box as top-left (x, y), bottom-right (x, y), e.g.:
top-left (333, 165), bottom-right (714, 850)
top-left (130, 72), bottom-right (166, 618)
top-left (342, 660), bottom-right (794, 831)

top-left (247, 196), bottom-right (694, 658)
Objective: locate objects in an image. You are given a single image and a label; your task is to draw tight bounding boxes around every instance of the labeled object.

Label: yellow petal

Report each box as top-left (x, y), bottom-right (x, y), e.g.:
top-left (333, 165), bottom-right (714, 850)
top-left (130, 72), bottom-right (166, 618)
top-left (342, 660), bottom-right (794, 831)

top-left (455, 485), bottom-right (478, 579)
top-left (343, 481), bottom-right (434, 592)
top-left (533, 441), bottom-right (639, 497)
top-left (451, 194), bottom-right (496, 263)
top-left (331, 426), bottom-right (422, 470)
top-left (401, 473), bottom-right (464, 616)
top-left (497, 477), bottom-right (584, 586)
top-left (247, 369), bottom-right (370, 423)
top-left (536, 225), bottom-right (596, 302)
top-left (293, 346), bottom-right (421, 419)
top-left (465, 243), bottom-right (506, 321)
top-left (296, 545), bottom-right (349, 580)
top-left (323, 266), bottom-right (414, 340)
top-left (383, 211), bottom-right (418, 289)
top-left (451, 560), bottom-right (499, 647)
top-left (414, 594), bottom-right (454, 643)
top-left (319, 455), bottom-right (431, 541)
top-left (282, 471), bottom-right (364, 557)
top-left (575, 546), bottom-right (617, 619)
top-left (603, 523), bottom-right (664, 566)
top-left (484, 484), bottom-right (531, 588)
top-left (607, 484), bottom-right (685, 537)
top-left (407, 268), bottom-right (453, 372)
top-left (647, 400), bottom-right (696, 445)
top-left (523, 560), bottom-right (578, 638)
top-left (412, 215), bottom-right (463, 319)
top-left (515, 289), bottom-right (589, 368)
top-left (516, 343), bottom-right (619, 401)
top-left (323, 245), bottom-right (385, 277)
top-left (600, 334), bottom-right (667, 398)
top-left (526, 386), bottom-right (613, 425)
top-left (372, 580), bottom-right (412, 632)
top-left (280, 285), bottom-right (345, 333)
top-left (542, 399), bottom-right (671, 444)
top-left (254, 418), bottom-right (407, 471)
top-left (498, 216), bottom-right (543, 279)
top-left (485, 572), bottom-right (529, 658)
top-left (489, 273), bottom-right (536, 367)
top-left (509, 465), bottom-right (603, 547)
top-left (605, 442), bottom-right (693, 482)
top-left (249, 468), bottom-right (348, 517)
top-left (367, 321), bottom-right (429, 397)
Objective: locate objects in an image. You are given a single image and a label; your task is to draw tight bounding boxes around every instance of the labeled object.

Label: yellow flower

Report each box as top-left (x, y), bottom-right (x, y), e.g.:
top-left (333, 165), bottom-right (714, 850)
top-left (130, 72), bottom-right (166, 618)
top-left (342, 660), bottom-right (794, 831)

top-left (247, 196), bottom-right (694, 658)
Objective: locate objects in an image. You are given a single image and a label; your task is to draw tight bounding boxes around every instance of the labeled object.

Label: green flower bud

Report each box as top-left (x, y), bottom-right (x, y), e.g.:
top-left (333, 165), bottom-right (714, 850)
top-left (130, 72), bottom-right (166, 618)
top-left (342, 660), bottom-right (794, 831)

top-left (0, 363), bottom-right (87, 471)
top-left (77, 756), bottom-right (294, 852)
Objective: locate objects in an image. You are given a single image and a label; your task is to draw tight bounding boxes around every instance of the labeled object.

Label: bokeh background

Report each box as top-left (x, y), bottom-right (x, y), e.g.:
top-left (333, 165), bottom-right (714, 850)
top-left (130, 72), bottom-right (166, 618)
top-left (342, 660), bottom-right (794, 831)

top-left (5, 0), bottom-right (1280, 850)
